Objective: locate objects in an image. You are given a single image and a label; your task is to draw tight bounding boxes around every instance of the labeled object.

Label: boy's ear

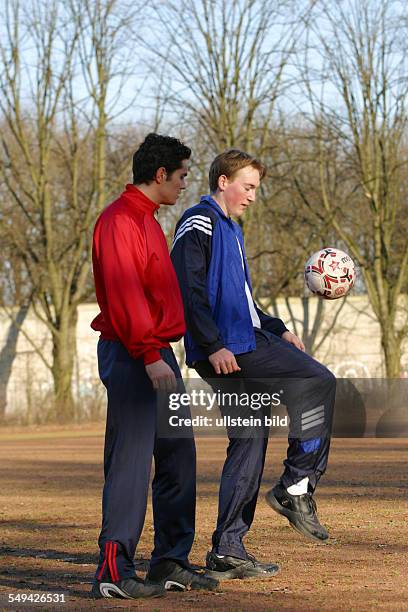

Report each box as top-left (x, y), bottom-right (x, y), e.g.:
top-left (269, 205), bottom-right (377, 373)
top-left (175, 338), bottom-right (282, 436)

top-left (218, 174), bottom-right (228, 191)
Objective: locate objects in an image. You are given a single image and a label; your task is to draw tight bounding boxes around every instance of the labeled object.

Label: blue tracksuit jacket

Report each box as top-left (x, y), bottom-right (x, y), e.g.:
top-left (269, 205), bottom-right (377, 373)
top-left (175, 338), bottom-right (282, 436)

top-left (171, 195), bottom-right (287, 365)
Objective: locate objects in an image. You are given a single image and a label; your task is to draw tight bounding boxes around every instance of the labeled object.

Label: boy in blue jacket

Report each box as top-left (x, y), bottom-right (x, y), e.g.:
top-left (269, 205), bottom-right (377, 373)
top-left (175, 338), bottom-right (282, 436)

top-left (171, 149), bottom-right (336, 580)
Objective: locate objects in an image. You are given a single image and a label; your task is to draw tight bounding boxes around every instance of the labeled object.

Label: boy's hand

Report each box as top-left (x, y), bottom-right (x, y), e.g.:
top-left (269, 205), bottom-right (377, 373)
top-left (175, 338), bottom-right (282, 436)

top-left (208, 348), bottom-right (241, 375)
top-left (146, 359), bottom-right (177, 391)
top-left (282, 331), bottom-right (305, 351)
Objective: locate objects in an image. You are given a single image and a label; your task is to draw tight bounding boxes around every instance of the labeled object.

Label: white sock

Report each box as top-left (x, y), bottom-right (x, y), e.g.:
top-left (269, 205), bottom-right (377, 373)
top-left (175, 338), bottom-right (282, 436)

top-left (287, 477), bottom-right (309, 496)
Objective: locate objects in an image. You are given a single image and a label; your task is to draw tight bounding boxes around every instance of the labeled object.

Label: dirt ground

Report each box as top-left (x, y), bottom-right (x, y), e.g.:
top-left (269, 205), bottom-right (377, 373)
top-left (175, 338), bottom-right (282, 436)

top-left (0, 426), bottom-right (407, 611)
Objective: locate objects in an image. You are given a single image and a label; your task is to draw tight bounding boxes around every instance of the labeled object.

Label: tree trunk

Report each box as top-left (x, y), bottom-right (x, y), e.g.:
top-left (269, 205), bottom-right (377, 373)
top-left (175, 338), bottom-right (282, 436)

top-left (381, 327), bottom-right (402, 378)
top-left (51, 308), bottom-right (78, 423)
top-left (302, 297), bottom-right (325, 356)
top-left (0, 304), bottom-right (29, 423)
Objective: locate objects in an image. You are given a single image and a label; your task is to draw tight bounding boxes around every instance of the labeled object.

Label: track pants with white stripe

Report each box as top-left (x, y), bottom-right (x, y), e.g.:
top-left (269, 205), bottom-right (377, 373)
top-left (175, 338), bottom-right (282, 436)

top-left (95, 339), bottom-right (196, 581)
top-left (194, 329), bottom-right (336, 559)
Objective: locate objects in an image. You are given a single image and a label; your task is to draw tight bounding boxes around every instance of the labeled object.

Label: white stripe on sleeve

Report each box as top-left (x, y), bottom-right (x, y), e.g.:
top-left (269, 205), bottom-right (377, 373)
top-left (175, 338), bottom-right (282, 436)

top-left (173, 214), bottom-right (212, 240)
top-left (172, 223), bottom-right (212, 248)
top-left (176, 214), bottom-right (212, 236)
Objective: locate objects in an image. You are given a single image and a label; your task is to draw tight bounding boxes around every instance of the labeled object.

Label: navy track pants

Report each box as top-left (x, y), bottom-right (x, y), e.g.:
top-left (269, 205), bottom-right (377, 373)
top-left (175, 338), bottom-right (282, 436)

top-left (95, 339), bottom-right (196, 581)
top-left (194, 329), bottom-right (336, 559)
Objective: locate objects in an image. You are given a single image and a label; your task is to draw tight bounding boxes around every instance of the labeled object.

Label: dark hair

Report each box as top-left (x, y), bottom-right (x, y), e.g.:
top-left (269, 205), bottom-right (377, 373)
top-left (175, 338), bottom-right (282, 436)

top-left (132, 133), bottom-right (191, 184)
top-left (209, 149), bottom-right (266, 192)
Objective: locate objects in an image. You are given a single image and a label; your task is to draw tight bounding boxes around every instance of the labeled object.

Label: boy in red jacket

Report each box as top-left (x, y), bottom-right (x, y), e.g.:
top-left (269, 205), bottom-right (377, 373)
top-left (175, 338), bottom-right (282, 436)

top-left (91, 134), bottom-right (218, 599)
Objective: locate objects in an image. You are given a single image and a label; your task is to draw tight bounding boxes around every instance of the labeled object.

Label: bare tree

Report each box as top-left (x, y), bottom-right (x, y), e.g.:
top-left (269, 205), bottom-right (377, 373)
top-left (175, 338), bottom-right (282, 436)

top-left (0, 0), bottom-right (142, 421)
top-left (149, 0), bottom-right (314, 290)
top-left (289, 0), bottom-right (408, 376)
top-left (269, 295), bottom-right (348, 357)
top-left (0, 0), bottom-right (80, 420)
top-left (150, 0), bottom-right (298, 152)
top-left (69, 0), bottom-right (143, 210)
top-left (0, 238), bottom-right (33, 423)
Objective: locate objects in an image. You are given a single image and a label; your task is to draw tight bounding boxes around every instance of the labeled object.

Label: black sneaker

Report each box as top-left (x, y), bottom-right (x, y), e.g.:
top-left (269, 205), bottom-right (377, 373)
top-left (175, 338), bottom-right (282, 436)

top-left (266, 482), bottom-right (329, 542)
top-left (146, 560), bottom-right (219, 591)
top-left (91, 576), bottom-right (165, 599)
top-left (205, 551), bottom-right (279, 580)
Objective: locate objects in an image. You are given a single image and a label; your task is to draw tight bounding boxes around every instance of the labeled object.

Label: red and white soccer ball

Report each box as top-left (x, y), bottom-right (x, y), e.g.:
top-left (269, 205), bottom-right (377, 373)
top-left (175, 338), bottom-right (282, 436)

top-left (304, 247), bottom-right (356, 299)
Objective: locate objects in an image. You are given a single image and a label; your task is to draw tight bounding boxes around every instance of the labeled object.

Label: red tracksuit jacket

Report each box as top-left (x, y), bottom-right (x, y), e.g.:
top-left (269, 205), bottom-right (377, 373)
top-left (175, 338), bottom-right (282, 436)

top-left (91, 184), bottom-right (186, 365)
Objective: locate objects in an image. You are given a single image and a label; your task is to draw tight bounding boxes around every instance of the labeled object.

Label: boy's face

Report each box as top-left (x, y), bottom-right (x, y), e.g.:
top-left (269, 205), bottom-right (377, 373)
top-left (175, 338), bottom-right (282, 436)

top-left (219, 165), bottom-right (261, 217)
top-left (157, 159), bottom-right (189, 205)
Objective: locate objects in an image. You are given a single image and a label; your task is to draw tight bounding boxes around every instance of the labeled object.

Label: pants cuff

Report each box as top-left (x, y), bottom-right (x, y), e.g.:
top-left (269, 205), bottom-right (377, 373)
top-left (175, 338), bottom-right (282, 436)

top-left (281, 472), bottom-right (317, 492)
top-left (213, 545), bottom-right (247, 560)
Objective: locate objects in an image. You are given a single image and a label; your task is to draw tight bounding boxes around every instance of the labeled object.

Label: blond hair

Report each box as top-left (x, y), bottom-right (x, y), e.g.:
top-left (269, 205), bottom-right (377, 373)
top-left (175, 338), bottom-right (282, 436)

top-left (209, 149), bottom-right (266, 192)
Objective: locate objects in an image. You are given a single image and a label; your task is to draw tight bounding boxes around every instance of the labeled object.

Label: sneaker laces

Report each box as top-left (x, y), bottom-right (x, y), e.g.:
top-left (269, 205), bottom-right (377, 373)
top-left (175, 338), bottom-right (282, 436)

top-left (246, 553), bottom-right (259, 566)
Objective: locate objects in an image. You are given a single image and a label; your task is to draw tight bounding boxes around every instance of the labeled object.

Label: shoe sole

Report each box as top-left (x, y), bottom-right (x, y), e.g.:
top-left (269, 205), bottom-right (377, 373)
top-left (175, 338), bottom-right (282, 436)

top-left (146, 578), bottom-right (219, 592)
top-left (265, 491), bottom-right (329, 544)
top-left (205, 565), bottom-right (280, 580)
top-left (91, 583), bottom-right (164, 599)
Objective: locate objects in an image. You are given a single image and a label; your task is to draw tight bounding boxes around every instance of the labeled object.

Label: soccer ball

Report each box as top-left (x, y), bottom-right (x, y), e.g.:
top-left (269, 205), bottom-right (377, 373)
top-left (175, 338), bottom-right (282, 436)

top-left (304, 247), bottom-right (356, 299)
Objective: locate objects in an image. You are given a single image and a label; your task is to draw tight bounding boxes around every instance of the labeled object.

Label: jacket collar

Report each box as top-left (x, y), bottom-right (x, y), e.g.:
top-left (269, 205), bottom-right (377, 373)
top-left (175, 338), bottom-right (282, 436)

top-left (200, 195), bottom-right (230, 219)
top-left (123, 184), bottom-right (160, 214)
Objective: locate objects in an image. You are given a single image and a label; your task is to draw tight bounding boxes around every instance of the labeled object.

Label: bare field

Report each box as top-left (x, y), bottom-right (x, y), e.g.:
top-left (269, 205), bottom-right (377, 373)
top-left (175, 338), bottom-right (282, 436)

top-left (0, 427), bottom-right (407, 611)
